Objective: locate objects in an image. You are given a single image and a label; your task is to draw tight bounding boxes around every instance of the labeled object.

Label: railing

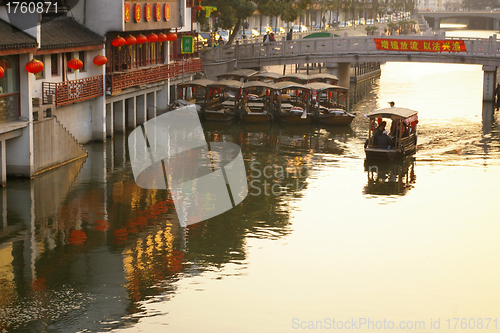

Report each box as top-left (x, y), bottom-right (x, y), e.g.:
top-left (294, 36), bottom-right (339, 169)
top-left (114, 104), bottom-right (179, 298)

top-left (106, 58), bottom-right (203, 94)
top-left (42, 75), bottom-right (103, 107)
top-left (204, 36), bottom-right (500, 62)
top-left (0, 92), bottom-right (20, 124)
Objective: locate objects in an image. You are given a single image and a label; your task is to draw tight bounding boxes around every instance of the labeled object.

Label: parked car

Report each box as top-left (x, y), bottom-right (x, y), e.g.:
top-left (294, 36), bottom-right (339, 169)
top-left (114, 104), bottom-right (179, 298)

top-left (338, 21), bottom-right (352, 28)
top-left (198, 32), bottom-right (220, 46)
top-left (256, 27), bottom-right (272, 35)
top-left (313, 23), bottom-right (329, 30)
top-left (271, 27), bottom-right (286, 35)
top-left (217, 30), bottom-right (230, 42)
top-left (236, 29), bottom-right (259, 41)
top-left (366, 19), bottom-right (375, 25)
top-left (292, 25), bottom-right (308, 33)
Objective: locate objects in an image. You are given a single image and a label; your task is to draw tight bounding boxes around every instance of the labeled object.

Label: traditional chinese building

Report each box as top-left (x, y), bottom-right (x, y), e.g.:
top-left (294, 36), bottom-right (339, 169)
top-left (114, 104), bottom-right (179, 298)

top-left (68, 0), bottom-right (201, 137)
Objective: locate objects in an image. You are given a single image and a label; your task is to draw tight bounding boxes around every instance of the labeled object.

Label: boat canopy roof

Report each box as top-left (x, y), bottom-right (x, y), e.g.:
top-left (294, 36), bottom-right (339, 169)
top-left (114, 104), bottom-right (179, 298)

top-left (279, 73), bottom-right (310, 81)
top-left (305, 82), bottom-right (348, 92)
top-left (308, 73), bottom-right (339, 81)
top-left (367, 107), bottom-right (418, 119)
top-left (207, 80), bottom-right (244, 89)
top-left (216, 69), bottom-right (258, 80)
top-left (178, 79), bottom-right (216, 88)
top-left (243, 81), bottom-right (275, 90)
top-left (273, 81), bottom-right (307, 90)
top-left (250, 72), bottom-right (283, 81)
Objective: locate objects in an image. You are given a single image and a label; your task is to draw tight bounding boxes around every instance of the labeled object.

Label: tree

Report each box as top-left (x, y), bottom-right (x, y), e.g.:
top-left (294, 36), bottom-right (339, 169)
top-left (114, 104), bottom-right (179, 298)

top-left (205, 0), bottom-right (255, 45)
top-left (462, 0), bottom-right (497, 10)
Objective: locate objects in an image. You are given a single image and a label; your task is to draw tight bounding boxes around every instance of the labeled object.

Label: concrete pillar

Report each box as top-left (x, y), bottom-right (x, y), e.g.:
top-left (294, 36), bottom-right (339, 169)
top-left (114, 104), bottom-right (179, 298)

top-left (433, 18), bottom-right (440, 30)
top-left (495, 19), bottom-right (500, 31)
top-left (92, 95), bottom-right (106, 142)
top-left (147, 92), bottom-right (156, 120)
top-left (114, 134), bottom-right (127, 167)
top-left (0, 141), bottom-right (5, 186)
top-left (106, 103), bottom-right (114, 137)
top-left (483, 65), bottom-right (497, 101)
top-left (114, 100), bottom-right (126, 132)
top-left (326, 62), bottom-right (350, 90)
top-left (136, 94), bottom-right (147, 124)
top-left (156, 85), bottom-right (170, 114)
top-left (126, 96), bottom-right (137, 129)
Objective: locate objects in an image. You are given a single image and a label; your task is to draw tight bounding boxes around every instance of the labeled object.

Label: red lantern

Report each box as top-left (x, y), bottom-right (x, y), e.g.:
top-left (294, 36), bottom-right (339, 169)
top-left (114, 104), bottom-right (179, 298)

top-left (136, 34), bottom-right (148, 45)
top-left (25, 59), bottom-right (44, 75)
top-left (158, 33), bottom-right (168, 43)
top-left (125, 35), bottom-right (137, 46)
top-left (196, 5), bottom-right (203, 10)
top-left (295, 90), bottom-right (300, 97)
top-left (68, 58), bottom-right (83, 71)
top-left (0, 59), bottom-right (9, 70)
top-left (191, 87), bottom-right (195, 94)
top-left (93, 54), bottom-right (108, 67)
top-left (179, 90), bottom-right (183, 98)
top-left (147, 33), bottom-right (158, 43)
top-left (68, 229), bottom-right (87, 246)
top-left (112, 36), bottom-right (126, 48)
top-left (328, 91), bottom-right (332, 98)
top-left (0, 66), bottom-right (4, 79)
top-left (166, 32), bottom-right (177, 41)
top-left (265, 90), bottom-right (270, 96)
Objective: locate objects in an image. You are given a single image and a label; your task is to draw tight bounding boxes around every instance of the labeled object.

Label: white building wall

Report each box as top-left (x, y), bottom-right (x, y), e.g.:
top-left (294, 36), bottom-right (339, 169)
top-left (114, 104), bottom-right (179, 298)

top-left (68, 0), bottom-right (123, 36)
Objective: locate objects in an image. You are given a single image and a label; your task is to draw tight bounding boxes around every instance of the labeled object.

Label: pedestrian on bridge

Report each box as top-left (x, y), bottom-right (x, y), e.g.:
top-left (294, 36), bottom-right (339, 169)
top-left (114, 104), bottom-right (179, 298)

top-left (287, 29), bottom-right (293, 41)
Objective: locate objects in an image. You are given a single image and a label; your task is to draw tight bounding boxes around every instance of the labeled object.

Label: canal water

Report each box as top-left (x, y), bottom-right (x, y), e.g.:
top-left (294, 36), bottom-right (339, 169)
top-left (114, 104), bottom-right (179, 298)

top-left (1, 31), bottom-right (500, 333)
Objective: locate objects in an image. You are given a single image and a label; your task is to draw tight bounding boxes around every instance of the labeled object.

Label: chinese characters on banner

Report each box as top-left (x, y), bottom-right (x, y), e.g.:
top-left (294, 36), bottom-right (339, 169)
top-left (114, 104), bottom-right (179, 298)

top-left (374, 38), bottom-right (467, 52)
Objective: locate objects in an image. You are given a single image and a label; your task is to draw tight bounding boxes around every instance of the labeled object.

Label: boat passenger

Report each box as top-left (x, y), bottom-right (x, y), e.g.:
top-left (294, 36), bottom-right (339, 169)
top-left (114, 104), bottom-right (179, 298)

top-left (377, 132), bottom-right (392, 149)
top-left (373, 121), bottom-right (386, 145)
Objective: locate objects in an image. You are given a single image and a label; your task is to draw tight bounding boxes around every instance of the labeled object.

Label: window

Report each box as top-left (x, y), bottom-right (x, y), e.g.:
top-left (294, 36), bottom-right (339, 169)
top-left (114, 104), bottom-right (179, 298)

top-left (79, 51), bottom-right (86, 72)
top-left (66, 52), bottom-right (74, 74)
top-left (34, 55), bottom-right (45, 79)
top-left (51, 54), bottom-right (59, 76)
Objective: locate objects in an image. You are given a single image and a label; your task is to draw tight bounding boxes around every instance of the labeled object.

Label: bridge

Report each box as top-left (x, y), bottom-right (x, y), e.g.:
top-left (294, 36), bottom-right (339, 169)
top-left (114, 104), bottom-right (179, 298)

top-left (420, 10), bottom-right (500, 30)
top-left (203, 35), bottom-right (500, 101)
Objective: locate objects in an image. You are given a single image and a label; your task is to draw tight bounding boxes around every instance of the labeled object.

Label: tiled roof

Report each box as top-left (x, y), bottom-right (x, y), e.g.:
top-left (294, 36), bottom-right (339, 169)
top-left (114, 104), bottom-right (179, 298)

top-left (0, 18), bottom-right (37, 51)
top-left (40, 17), bottom-right (104, 50)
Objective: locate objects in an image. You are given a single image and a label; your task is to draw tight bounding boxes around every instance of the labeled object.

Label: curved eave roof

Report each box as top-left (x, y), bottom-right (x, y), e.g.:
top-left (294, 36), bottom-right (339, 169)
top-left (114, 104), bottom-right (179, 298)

top-left (0, 18), bottom-right (38, 52)
top-left (40, 17), bottom-right (104, 50)
top-left (217, 69), bottom-right (258, 79)
top-left (281, 73), bottom-right (310, 81)
top-left (367, 107), bottom-right (418, 119)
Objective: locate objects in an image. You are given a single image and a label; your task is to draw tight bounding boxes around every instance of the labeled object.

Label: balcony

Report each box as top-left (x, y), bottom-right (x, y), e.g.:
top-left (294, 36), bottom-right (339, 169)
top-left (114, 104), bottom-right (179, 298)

top-left (42, 75), bottom-right (104, 107)
top-left (106, 58), bottom-right (203, 95)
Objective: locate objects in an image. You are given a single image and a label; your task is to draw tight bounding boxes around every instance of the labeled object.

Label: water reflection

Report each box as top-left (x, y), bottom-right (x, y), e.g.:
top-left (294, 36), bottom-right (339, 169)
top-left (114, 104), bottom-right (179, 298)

top-left (363, 157), bottom-right (416, 196)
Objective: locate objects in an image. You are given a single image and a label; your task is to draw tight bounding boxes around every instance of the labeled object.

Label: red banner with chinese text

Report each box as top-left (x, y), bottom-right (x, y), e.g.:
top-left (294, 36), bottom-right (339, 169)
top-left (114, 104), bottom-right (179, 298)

top-left (374, 38), bottom-right (467, 53)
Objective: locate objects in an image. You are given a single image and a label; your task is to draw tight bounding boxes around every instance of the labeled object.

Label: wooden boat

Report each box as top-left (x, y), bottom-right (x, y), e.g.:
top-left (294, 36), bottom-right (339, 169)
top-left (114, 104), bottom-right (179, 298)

top-left (306, 82), bottom-right (354, 125)
top-left (205, 80), bottom-right (243, 122)
top-left (176, 79), bottom-right (215, 118)
top-left (216, 69), bottom-right (258, 82)
top-left (273, 81), bottom-right (313, 124)
top-left (239, 81), bottom-right (275, 123)
top-left (307, 73), bottom-right (339, 85)
top-left (364, 107), bottom-right (419, 159)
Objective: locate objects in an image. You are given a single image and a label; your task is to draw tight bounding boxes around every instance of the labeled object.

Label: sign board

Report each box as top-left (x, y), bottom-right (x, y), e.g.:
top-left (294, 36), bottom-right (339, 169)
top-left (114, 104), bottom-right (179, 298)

top-left (181, 36), bottom-right (194, 54)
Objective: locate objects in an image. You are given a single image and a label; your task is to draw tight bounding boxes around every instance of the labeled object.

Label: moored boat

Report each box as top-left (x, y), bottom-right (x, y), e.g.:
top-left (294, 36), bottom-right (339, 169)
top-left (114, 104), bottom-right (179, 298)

top-left (274, 81), bottom-right (313, 124)
top-left (176, 79), bottom-right (215, 118)
top-left (205, 80), bottom-right (243, 122)
top-left (240, 81), bottom-right (275, 123)
top-left (216, 69), bottom-right (258, 82)
top-left (306, 82), bottom-right (354, 125)
top-left (364, 107), bottom-right (419, 159)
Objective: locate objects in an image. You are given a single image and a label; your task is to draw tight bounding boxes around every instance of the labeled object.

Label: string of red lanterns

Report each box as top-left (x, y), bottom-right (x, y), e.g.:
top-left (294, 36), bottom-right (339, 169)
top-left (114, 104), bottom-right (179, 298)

top-left (112, 31), bottom-right (176, 48)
